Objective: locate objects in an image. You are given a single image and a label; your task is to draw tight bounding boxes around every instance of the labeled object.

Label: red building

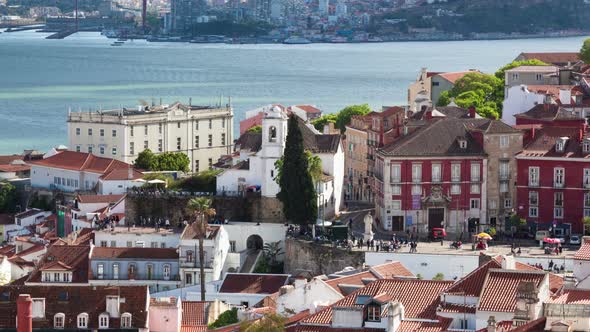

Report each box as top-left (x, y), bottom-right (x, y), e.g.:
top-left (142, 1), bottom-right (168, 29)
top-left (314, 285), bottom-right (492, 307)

top-left (515, 120), bottom-right (590, 234)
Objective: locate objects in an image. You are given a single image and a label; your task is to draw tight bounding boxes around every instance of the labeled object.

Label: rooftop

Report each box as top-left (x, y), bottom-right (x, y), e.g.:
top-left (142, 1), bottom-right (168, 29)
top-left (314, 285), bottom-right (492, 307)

top-left (517, 52), bottom-right (580, 65)
top-left (506, 65), bottom-right (559, 73)
top-left (574, 237), bottom-right (590, 261)
top-left (182, 301), bottom-right (209, 331)
top-left (477, 269), bottom-right (547, 312)
top-left (436, 70), bottom-right (480, 83)
top-left (219, 273), bottom-right (290, 294)
top-left (29, 151), bottom-right (135, 175)
top-left (77, 194), bottom-right (126, 204)
top-left (91, 247), bottom-right (179, 260)
top-left (27, 245), bottom-right (90, 283)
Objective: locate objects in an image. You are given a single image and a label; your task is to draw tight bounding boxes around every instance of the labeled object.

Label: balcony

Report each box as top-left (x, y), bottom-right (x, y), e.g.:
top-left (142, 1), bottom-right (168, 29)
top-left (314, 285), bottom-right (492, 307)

top-left (451, 176), bottom-right (461, 182)
top-left (470, 177), bottom-right (481, 183)
top-left (390, 177), bottom-right (401, 184)
top-left (499, 173), bottom-right (511, 181)
top-left (431, 177), bottom-right (442, 184)
top-left (96, 273), bottom-right (180, 281)
top-left (180, 258), bottom-right (214, 268)
top-left (528, 181), bottom-right (539, 188)
top-left (554, 182), bottom-right (564, 189)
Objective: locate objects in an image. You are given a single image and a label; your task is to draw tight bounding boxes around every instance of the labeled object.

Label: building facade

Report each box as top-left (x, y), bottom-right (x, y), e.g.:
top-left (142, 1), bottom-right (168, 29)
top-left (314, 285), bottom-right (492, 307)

top-left (67, 102), bottom-right (233, 173)
top-left (179, 225), bottom-right (229, 287)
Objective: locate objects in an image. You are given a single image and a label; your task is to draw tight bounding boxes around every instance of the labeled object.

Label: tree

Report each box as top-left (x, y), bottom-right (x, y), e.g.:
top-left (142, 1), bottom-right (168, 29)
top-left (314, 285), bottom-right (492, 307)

top-left (437, 72), bottom-right (503, 119)
top-left (581, 38), bottom-right (590, 64)
top-left (186, 197), bottom-right (216, 301)
top-left (0, 182), bottom-right (18, 213)
top-left (134, 149), bottom-right (155, 170)
top-left (208, 308), bottom-right (238, 329)
top-left (335, 104), bottom-right (372, 133)
top-left (247, 125), bottom-right (262, 133)
top-left (311, 113), bottom-right (337, 132)
top-left (239, 313), bottom-right (286, 332)
top-left (432, 273), bottom-right (445, 281)
top-left (274, 151), bottom-right (322, 185)
top-left (263, 241), bottom-right (284, 266)
top-left (277, 115), bottom-right (317, 229)
top-left (134, 149), bottom-right (190, 172)
top-left (494, 59), bottom-right (549, 80)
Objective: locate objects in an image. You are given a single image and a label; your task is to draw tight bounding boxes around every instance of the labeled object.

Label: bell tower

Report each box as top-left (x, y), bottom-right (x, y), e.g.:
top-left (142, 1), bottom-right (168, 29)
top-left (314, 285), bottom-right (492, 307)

top-left (260, 106), bottom-right (288, 197)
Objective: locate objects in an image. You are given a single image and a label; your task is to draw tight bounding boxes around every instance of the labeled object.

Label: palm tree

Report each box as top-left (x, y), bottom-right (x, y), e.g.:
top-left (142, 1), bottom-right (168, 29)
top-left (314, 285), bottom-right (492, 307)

top-left (263, 241), bottom-right (284, 266)
top-left (186, 197), bottom-right (215, 301)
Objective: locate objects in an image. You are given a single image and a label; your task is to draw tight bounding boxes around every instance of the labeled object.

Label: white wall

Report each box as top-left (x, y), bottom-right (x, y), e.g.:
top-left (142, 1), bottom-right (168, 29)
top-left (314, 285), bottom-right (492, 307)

top-left (94, 230), bottom-right (180, 248)
top-left (99, 179), bottom-right (136, 195)
top-left (30, 165), bottom-right (101, 192)
top-left (276, 278), bottom-right (343, 315)
top-left (502, 85), bottom-right (545, 125)
top-left (223, 222), bottom-right (287, 253)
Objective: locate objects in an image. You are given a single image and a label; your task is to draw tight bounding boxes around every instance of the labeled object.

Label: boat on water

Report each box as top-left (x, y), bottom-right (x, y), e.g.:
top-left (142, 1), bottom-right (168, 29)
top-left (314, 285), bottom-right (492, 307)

top-left (111, 41), bottom-right (124, 46)
top-left (329, 36), bottom-right (348, 43)
top-left (283, 37), bottom-right (312, 45)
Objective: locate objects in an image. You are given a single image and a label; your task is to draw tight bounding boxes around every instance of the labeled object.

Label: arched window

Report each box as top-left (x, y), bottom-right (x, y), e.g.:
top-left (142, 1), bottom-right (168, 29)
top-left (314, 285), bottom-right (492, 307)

top-left (77, 313), bottom-right (88, 329)
top-left (121, 312), bottom-right (132, 328)
top-left (98, 313), bottom-right (109, 329)
top-left (54, 313), bottom-right (65, 329)
top-left (269, 126), bottom-right (277, 142)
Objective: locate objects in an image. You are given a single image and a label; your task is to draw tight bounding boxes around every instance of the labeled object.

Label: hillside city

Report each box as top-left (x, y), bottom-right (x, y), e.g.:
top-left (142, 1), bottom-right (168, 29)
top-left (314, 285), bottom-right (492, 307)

top-left (0, 39), bottom-right (590, 332)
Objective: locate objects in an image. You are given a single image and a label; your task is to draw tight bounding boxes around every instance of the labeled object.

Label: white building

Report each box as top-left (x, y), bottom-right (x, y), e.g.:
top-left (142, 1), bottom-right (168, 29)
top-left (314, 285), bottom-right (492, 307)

top-left (67, 102), bottom-right (234, 173)
top-left (94, 226), bottom-right (181, 249)
top-left (71, 194), bottom-right (126, 231)
top-left (179, 224), bottom-right (229, 287)
top-left (216, 107), bottom-right (344, 218)
top-left (335, 0), bottom-right (347, 17)
top-left (29, 151), bottom-right (143, 195)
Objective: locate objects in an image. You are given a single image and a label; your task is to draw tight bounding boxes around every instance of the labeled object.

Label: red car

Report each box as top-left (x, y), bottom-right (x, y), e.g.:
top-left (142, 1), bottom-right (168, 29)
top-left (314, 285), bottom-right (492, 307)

top-left (429, 228), bottom-right (447, 241)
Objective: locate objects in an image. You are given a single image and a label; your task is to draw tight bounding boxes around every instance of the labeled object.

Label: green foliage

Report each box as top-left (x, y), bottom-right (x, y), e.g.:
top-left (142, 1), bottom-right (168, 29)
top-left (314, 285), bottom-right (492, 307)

top-left (263, 241), bottom-right (284, 265)
top-left (170, 170), bottom-right (221, 192)
top-left (312, 114), bottom-right (337, 132)
top-left (239, 313), bottom-right (286, 332)
top-left (432, 273), bottom-right (445, 281)
top-left (416, 273), bottom-right (423, 280)
top-left (335, 104), bottom-right (372, 133)
top-left (208, 308), bottom-right (238, 329)
top-left (0, 182), bottom-right (18, 213)
top-left (134, 149), bottom-right (190, 172)
top-left (28, 192), bottom-right (52, 211)
top-left (277, 116), bottom-right (317, 227)
top-left (494, 59), bottom-right (549, 80)
top-left (437, 91), bottom-right (451, 107)
top-left (581, 38), bottom-right (590, 64)
top-left (439, 72), bottom-right (502, 119)
top-left (247, 125), bottom-right (262, 133)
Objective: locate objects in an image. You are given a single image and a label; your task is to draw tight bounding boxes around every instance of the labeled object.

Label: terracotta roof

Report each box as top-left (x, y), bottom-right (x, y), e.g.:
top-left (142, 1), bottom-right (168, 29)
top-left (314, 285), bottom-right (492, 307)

top-left (506, 65), bottom-right (558, 73)
top-left (574, 237), bottom-right (590, 261)
top-left (181, 225), bottom-right (221, 240)
top-left (27, 245), bottom-right (90, 283)
top-left (380, 118), bottom-right (487, 157)
top-left (15, 208), bottom-right (44, 219)
top-left (77, 194), bottom-right (126, 204)
top-left (437, 70), bottom-right (480, 83)
top-left (397, 318), bottom-right (453, 332)
top-left (369, 261), bottom-right (414, 279)
top-left (0, 285), bottom-right (148, 330)
top-left (323, 261), bottom-right (414, 295)
top-left (412, 106), bottom-right (476, 120)
top-left (445, 259), bottom-right (501, 296)
top-left (29, 151), bottom-right (133, 175)
top-left (91, 247), bottom-right (178, 260)
top-left (324, 271), bottom-right (375, 295)
top-left (477, 269), bottom-right (547, 312)
top-left (293, 327), bottom-right (383, 332)
top-left (16, 244), bottom-right (45, 258)
top-left (302, 278), bottom-right (453, 326)
top-left (292, 105), bottom-right (322, 114)
top-left (236, 132), bottom-right (262, 151)
top-left (39, 260), bottom-right (73, 271)
top-left (517, 125), bottom-right (590, 159)
top-left (0, 164), bottom-right (30, 172)
top-left (517, 52), bottom-right (580, 65)
top-left (0, 155), bottom-right (24, 165)
top-left (182, 301), bottom-right (209, 330)
top-left (0, 245), bottom-right (16, 257)
top-left (219, 274), bottom-right (289, 294)
top-left (100, 167), bottom-right (143, 180)
top-left (513, 104), bottom-right (584, 123)
top-left (511, 317), bottom-right (547, 332)
top-left (437, 303), bottom-right (476, 314)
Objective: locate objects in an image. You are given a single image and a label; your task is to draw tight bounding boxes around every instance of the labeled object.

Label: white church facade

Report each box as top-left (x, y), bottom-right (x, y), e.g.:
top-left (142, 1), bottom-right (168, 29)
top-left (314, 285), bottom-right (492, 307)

top-left (216, 106), bottom-right (344, 219)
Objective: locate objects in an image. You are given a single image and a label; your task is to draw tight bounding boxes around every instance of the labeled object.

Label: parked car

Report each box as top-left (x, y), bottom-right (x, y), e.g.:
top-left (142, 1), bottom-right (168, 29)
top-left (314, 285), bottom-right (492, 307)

top-left (570, 235), bottom-right (582, 245)
top-left (429, 228), bottom-right (447, 241)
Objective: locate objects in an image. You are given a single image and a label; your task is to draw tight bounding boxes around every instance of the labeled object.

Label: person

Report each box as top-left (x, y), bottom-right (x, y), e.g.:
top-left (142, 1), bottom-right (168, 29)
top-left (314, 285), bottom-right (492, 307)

top-left (517, 247), bottom-right (521, 256)
top-left (440, 237), bottom-right (444, 246)
top-left (558, 244), bottom-right (563, 254)
top-left (376, 242), bottom-right (380, 252)
top-left (549, 260), bottom-right (554, 270)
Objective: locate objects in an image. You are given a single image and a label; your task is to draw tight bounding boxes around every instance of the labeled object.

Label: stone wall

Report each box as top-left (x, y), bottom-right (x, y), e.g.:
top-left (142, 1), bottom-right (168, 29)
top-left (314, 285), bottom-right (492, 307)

top-left (284, 238), bottom-right (365, 276)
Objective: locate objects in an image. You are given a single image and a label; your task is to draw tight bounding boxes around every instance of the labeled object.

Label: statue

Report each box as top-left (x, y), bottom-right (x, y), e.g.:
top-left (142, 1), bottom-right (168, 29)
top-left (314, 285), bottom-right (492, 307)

top-left (363, 213), bottom-right (374, 241)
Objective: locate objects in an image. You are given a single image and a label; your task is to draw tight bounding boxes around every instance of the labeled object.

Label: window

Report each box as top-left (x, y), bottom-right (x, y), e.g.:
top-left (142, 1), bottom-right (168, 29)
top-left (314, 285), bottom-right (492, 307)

top-left (63, 273), bottom-right (70, 282)
top-left (500, 181), bottom-right (508, 193)
top-left (554, 192), bottom-right (564, 207)
top-left (536, 73), bottom-right (543, 81)
top-left (431, 163), bottom-right (441, 182)
top-left (54, 272), bottom-right (60, 282)
top-left (195, 160), bottom-right (199, 172)
top-left (195, 136), bottom-right (200, 148)
top-left (470, 199), bottom-right (480, 209)
top-left (500, 135), bottom-right (509, 148)
top-left (163, 264), bottom-right (171, 280)
top-left (130, 142), bottom-right (134, 155)
top-left (209, 119), bottom-right (212, 129)
top-left (221, 133), bottom-right (226, 145)
top-left (499, 162), bottom-right (509, 180)
top-left (100, 146), bottom-right (105, 155)
top-left (229, 241), bottom-right (236, 252)
top-left (126, 241), bottom-right (132, 247)
top-left (54, 313), bottom-right (65, 329)
top-left (391, 185), bottom-right (401, 195)
top-left (76, 145), bottom-right (81, 152)
top-left (112, 147), bottom-right (117, 156)
top-left (177, 122), bottom-right (181, 129)
top-left (144, 140), bottom-right (148, 150)
top-left (459, 140), bottom-right (467, 149)
top-left (144, 125), bottom-right (148, 135)
top-left (460, 319), bottom-right (468, 330)
top-left (554, 168), bottom-right (565, 188)
top-left (88, 146), bottom-right (93, 154)
top-left (100, 241), bottom-right (107, 247)
top-left (77, 313), bottom-right (88, 329)
top-left (471, 163), bottom-right (480, 182)
top-left (76, 128), bottom-right (80, 135)
top-left (412, 164), bottom-right (422, 183)
top-left (187, 250), bottom-right (194, 262)
top-left (32, 298), bottom-right (45, 318)
top-left (159, 123), bottom-right (163, 134)
top-left (585, 193), bottom-right (590, 208)
top-left (195, 121), bottom-right (199, 130)
top-left (121, 313), bottom-right (132, 328)
top-left (158, 139), bottom-right (163, 152)
top-left (147, 264), bottom-right (153, 280)
top-left (529, 167), bottom-right (539, 186)
top-left (99, 313), bottom-right (109, 329)
top-left (470, 184), bottom-right (480, 194)
top-left (100, 128), bottom-right (104, 137)
top-left (390, 164), bottom-right (401, 183)
top-left (208, 134), bottom-right (213, 147)
top-left (554, 207), bottom-right (564, 219)
top-left (584, 169), bottom-right (590, 188)
top-left (97, 264), bottom-right (104, 279)
top-left (529, 206), bottom-right (538, 218)
top-left (186, 273), bottom-right (193, 285)
top-left (451, 164), bottom-right (460, 182)
top-left (511, 73), bottom-right (519, 80)
top-left (411, 184), bottom-right (421, 195)
top-left (451, 184), bottom-right (460, 194)
top-left (177, 137), bottom-right (181, 150)
top-left (112, 129), bottom-right (117, 137)
top-left (529, 191), bottom-right (538, 206)
top-left (208, 158), bottom-right (213, 169)
top-left (160, 242), bottom-right (166, 248)
top-left (88, 128), bottom-right (93, 136)
top-left (366, 305), bottom-right (381, 322)
top-left (44, 272), bottom-right (51, 282)
top-left (128, 264), bottom-right (136, 276)
top-left (391, 200), bottom-right (401, 211)
top-left (269, 126), bottom-right (277, 142)
top-left (113, 264), bottom-right (119, 280)
top-left (130, 126), bottom-right (134, 137)
top-left (504, 198), bottom-right (512, 209)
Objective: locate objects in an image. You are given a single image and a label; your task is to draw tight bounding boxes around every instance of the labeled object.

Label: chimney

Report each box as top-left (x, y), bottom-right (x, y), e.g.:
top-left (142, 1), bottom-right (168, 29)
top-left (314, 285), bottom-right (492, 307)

top-left (17, 294), bottom-right (32, 332)
top-left (487, 316), bottom-right (497, 332)
top-left (468, 106), bottom-right (476, 118)
top-left (559, 89), bottom-right (572, 105)
top-left (501, 255), bottom-right (515, 270)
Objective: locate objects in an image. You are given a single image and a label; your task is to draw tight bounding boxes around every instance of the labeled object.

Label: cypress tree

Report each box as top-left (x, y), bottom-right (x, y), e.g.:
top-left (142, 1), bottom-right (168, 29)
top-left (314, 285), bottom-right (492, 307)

top-left (277, 115), bottom-right (317, 228)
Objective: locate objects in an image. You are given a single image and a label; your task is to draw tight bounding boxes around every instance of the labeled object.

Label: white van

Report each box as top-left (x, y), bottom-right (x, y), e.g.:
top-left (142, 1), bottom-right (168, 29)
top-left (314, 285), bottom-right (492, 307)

top-left (535, 230), bottom-right (551, 241)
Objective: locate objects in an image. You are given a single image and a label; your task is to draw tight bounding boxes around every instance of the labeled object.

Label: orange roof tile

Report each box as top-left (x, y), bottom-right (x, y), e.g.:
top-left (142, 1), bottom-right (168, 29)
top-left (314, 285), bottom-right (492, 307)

top-left (548, 288), bottom-right (590, 304)
top-left (27, 245), bottom-right (90, 283)
top-left (324, 271), bottom-right (375, 295)
top-left (29, 151), bottom-right (133, 175)
top-left (437, 70), bottom-right (480, 83)
top-left (182, 301), bottom-right (209, 329)
top-left (478, 270), bottom-right (547, 312)
top-left (219, 274), bottom-right (289, 294)
top-left (445, 259), bottom-right (501, 297)
top-left (575, 237), bottom-right (590, 261)
top-left (369, 261), bottom-right (414, 279)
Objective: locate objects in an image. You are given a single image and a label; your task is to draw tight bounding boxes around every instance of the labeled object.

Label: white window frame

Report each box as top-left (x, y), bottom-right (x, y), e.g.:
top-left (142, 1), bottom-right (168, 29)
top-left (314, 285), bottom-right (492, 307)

top-left (504, 198), bottom-right (512, 209)
top-left (554, 192), bottom-right (564, 207)
top-left (554, 207), bottom-right (564, 219)
top-left (77, 313), bottom-right (88, 329)
top-left (163, 264), bottom-right (171, 280)
top-left (411, 184), bottom-right (421, 195)
top-left (500, 181), bottom-right (508, 193)
top-left (32, 298), bottom-right (45, 319)
top-left (529, 191), bottom-right (539, 206)
top-left (97, 263), bottom-right (104, 279)
top-left (121, 313), bottom-right (132, 328)
top-left (585, 193), bottom-right (590, 208)
top-left (470, 199), bottom-right (480, 210)
top-left (412, 164), bottom-right (422, 183)
top-left (584, 169), bottom-right (590, 188)
top-left (54, 313), bottom-right (65, 329)
top-left (470, 163), bottom-right (480, 182)
top-left (451, 163), bottom-right (461, 182)
top-left (431, 163), bottom-right (441, 183)
top-left (554, 168), bottom-right (565, 188)
top-left (500, 135), bottom-right (509, 148)
top-left (450, 184), bottom-right (460, 195)
top-left (529, 206), bottom-right (538, 217)
top-left (390, 163), bottom-right (401, 183)
top-left (391, 200), bottom-right (401, 211)
top-left (470, 183), bottom-right (480, 194)
top-left (529, 167), bottom-right (539, 186)
top-left (391, 185), bottom-right (401, 195)
top-left (99, 313), bottom-right (109, 329)
top-left (113, 264), bottom-right (119, 280)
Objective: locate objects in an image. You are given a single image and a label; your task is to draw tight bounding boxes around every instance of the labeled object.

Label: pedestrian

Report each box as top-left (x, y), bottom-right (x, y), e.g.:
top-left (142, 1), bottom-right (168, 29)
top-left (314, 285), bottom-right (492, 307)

top-left (549, 260), bottom-right (554, 270)
top-left (440, 237), bottom-right (444, 246)
top-left (414, 241), bottom-right (418, 253)
top-left (558, 244), bottom-right (563, 254)
top-left (376, 242), bottom-right (380, 252)
top-left (165, 218), bottom-right (170, 229)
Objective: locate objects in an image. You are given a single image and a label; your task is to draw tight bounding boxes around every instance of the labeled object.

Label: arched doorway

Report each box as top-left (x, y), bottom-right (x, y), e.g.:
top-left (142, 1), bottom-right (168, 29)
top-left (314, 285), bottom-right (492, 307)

top-left (246, 234), bottom-right (263, 250)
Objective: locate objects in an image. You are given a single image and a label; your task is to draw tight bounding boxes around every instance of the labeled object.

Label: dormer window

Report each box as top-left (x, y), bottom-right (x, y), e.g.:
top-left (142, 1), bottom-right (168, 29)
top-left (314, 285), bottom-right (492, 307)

top-left (556, 137), bottom-right (569, 153)
top-left (54, 313), bottom-right (65, 329)
top-left (366, 304), bottom-right (381, 322)
top-left (583, 139), bottom-right (590, 153)
top-left (458, 138), bottom-right (467, 149)
top-left (98, 313), bottom-right (109, 329)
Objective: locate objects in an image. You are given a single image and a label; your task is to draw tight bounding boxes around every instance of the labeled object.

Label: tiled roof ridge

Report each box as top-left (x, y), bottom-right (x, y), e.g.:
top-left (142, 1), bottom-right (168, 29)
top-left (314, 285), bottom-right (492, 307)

top-left (444, 259), bottom-right (501, 295)
top-left (380, 119), bottom-right (438, 154)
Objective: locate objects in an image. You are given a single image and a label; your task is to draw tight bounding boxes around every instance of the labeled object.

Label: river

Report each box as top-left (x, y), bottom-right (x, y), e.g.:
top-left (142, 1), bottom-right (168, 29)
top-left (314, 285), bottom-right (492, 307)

top-left (0, 30), bottom-right (587, 154)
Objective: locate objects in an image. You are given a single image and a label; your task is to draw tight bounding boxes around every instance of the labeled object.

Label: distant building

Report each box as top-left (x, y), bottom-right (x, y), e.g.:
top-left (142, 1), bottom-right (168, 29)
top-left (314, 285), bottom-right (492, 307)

top-left (179, 224), bottom-right (229, 287)
top-left (171, 0), bottom-right (207, 32)
top-left (318, 0), bottom-right (329, 15)
top-left (430, 70), bottom-right (480, 106)
top-left (504, 66), bottom-right (560, 96)
top-left (67, 102), bottom-right (234, 173)
top-left (514, 52), bottom-right (581, 68)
